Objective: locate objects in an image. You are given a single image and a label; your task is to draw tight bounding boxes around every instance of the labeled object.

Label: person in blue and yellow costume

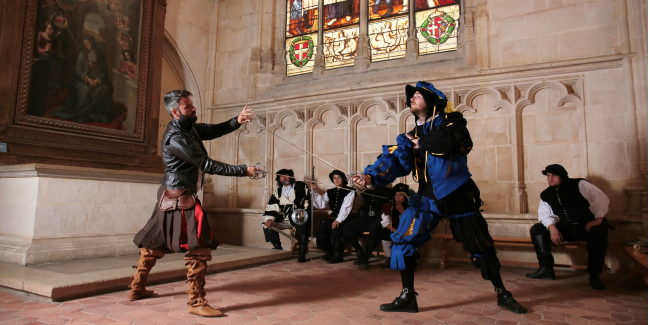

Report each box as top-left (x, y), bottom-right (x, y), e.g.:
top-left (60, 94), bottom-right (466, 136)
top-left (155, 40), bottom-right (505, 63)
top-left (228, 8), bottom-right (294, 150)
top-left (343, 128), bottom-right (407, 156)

top-left (352, 81), bottom-right (528, 314)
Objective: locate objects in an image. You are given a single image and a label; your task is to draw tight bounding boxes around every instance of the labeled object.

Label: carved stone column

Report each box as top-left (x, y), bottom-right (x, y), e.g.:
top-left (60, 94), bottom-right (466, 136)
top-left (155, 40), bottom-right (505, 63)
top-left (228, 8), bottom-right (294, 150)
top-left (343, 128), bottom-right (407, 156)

top-left (474, 1), bottom-right (489, 69)
top-left (510, 183), bottom-right (528, 214)
top-left (405, 0), bottom-right (418, 63)
top-left (312, 0), bottom-right (326, 74)
top-left (355, 0), bottom-right (371, 70)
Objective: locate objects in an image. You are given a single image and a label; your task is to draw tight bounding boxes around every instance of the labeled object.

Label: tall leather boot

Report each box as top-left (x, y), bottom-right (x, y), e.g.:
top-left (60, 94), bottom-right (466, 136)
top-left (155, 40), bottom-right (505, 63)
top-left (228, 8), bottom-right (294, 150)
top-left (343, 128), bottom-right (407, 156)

top-left (128, 248), bottom-right (164, 301)
top-left (380, 287), bottom-right (418, 313)
top-left (526, 234), bottom-right (555, 280)
top-left (327, 238), bottom-right (345, 264)
top-left (317, 237), bottom-right (332, 261)
top-left (358, 237), bottom-right (379, 270)
top-left (297, 235), bottom-right (309, 263)
top-left (587, 225), bottom-right (608, 290)
top-left (185, 248), bottom-right (223, 317)
top-left (347, 237), bottom-right (365, 266)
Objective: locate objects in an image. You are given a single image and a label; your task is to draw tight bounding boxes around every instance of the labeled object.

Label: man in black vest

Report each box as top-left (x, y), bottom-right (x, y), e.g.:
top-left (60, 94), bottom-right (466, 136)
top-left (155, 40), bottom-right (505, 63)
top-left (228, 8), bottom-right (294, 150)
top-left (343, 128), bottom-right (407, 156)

top-left (527, 164), bottom-right (610, 290)
top-left (343, 187), bottom-right (392, 269)
top-left (312, 170), bottom-right (356, 263)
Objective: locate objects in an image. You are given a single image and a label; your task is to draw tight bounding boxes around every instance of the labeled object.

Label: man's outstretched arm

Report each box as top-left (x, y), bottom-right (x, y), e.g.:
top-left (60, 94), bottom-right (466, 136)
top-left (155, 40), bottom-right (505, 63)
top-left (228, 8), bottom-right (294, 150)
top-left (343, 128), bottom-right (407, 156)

top-left (195, 105), bottom-right (254, 140)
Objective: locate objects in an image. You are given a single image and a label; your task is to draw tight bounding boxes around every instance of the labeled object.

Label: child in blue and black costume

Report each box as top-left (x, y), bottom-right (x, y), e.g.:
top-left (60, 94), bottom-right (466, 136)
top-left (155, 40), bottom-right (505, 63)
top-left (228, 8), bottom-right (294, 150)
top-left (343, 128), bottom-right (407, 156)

top-left (353, 81), bottom-right (528, 314)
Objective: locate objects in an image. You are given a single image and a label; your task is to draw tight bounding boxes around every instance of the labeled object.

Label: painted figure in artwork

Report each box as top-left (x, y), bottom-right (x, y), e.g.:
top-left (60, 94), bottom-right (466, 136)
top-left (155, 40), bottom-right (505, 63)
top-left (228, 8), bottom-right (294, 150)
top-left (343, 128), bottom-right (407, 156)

top-left (324, 0), bottom-right (356, 26)
top-left (51, 35), bottom-right (115, 123)
top-left (415, 0), bottom-right (457, 10)
top-left (119, 50), bottom-right (137, 79)
top-left (370, 0), bottom-right (408, 19)
top-left (289, 0), bottom-right (318, 35)
top-left (37, 21), bottom-right (58, 57)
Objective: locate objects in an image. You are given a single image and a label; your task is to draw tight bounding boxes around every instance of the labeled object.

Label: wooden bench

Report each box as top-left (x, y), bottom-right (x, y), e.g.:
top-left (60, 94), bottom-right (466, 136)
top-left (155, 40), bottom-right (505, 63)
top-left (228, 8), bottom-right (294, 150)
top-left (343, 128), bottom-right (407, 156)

top-left (622, 245), bottom-right (647, 286)
top-left (432, 233), bottom-right (607, 275)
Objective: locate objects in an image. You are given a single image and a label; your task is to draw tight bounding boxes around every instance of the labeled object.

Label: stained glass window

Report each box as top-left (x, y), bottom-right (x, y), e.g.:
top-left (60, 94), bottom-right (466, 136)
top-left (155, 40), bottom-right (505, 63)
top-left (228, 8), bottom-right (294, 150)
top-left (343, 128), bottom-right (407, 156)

top-left (415, 0), bottom-right (460, 56)
top-left (324, 27), bottom-right (359, 69)
top-left (284, 0), bottom-right (462, 76)
top-left (368, 0), bottom-right (410, 62)
top-left (323, 0), bottom-right (360, 69)
top-left (286, 0), bottom-right (319, 76)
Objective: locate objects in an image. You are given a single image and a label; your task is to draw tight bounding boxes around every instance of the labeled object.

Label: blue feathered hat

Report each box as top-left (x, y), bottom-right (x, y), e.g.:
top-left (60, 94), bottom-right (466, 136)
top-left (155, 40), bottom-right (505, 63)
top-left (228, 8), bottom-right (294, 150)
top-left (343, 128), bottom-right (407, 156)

top-left (405, 81), bottom-right (454, 119)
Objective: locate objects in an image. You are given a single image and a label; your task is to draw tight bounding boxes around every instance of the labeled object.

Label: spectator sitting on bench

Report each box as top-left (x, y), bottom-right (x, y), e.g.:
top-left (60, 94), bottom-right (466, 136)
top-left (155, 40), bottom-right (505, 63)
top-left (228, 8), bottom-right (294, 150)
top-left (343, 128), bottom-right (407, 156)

top-left (527, 164), bottom-right (610, 290)
top-left (379, 183), bottom-right (414, 268)
top-left (311, 170), bottom-right (357, 264)
top-left (343, 186), bottom-right (392, 270)
top-left (262, 169), bottom-right (312, 263)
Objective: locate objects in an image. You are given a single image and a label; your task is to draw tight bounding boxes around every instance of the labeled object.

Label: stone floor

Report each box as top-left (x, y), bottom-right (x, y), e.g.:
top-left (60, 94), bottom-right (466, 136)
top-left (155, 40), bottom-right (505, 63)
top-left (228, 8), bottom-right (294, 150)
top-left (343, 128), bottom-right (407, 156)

top-left (0, 254), bottom-right (647, 325)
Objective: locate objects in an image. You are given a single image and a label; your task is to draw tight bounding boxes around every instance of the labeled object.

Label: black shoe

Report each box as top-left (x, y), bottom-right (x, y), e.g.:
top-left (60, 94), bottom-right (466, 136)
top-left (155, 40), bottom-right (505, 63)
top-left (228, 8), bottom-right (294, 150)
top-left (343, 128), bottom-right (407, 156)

top-left (358, 254), bottom-right (370, 270)
top-left (297, 247), bottom-right (307, 263)
top-left (496, 289), bottom-right (528, 314)
top-left (525, 265), bottom-right (555, 280)
top-left (380, 288), bottom-right (418, 313)
top-left (271, 240), bottom-right (283, 250)
top-left (297, 236), bottom-right (309, 263)
top-left (352, 247), bottom-right (365, 266)
top-left (321, 251), bottom-right (333, 261)
top-left (589, 274), bottom-right (605, 290)
top-left (327, 239), bottom-right (345, 264)
top-left (381, 259), bottom-right (391, 268)
top-left (327, 254), bottom-right (344, 264)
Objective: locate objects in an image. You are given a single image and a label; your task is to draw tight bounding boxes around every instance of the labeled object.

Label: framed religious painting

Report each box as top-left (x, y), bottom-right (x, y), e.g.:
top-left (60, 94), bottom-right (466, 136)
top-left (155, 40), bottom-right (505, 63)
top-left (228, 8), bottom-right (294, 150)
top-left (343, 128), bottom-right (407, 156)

top-left (12, 0), bottom-right (164, 142)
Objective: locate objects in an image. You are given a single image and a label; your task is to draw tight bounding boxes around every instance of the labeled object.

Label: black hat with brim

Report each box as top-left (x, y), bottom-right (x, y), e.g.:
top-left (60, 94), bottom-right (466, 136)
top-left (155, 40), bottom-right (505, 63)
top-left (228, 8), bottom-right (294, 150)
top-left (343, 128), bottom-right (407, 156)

top-left (275, 168), bottom-right (294, 181)
top-left (329, 170), bottom-right (347, 184)
top-left (390, 183), bottom-right (414, 201)
top-left (405, 84), bottom-right (448, 118)
top-left (542, 164), bottom-right (568, 179)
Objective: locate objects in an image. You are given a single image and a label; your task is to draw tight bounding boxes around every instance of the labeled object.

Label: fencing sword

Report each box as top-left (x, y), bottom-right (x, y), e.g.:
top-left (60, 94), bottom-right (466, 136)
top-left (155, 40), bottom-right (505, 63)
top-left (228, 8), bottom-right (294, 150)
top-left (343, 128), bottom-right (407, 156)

top-left (250, 120), bottom-right (347, 174)
top-left (249, 163), bottom-right (388, 200)
top-left (249, 120), bottom-right (375, 195)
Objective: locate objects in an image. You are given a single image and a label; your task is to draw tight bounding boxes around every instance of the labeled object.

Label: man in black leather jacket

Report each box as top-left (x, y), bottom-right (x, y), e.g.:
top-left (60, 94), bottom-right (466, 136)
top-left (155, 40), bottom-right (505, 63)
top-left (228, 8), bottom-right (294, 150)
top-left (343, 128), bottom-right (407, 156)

top-left (131, 89), bottom-right (260, 318)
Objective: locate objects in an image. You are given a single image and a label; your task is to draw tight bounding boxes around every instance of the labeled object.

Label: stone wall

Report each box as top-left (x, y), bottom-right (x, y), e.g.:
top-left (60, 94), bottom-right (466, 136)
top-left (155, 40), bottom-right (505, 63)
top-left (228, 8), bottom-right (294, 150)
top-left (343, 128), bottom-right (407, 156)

top-left (191, 0), bottom-right (647, 272)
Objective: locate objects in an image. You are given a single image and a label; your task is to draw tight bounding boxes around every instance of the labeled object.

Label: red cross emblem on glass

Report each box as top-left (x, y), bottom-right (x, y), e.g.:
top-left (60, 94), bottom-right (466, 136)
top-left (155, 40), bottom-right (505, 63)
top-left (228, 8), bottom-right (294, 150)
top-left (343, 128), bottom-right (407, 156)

top-left (427, 16), bottom-right (445, 39)
top-left (294, 41), bottom-right (309, 60)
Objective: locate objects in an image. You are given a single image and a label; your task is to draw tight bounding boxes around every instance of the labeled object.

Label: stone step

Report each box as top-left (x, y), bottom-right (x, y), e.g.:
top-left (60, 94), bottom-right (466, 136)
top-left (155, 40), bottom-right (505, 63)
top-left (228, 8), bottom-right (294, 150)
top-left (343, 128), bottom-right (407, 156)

top-left (0, 245), bottom-right (291, 301)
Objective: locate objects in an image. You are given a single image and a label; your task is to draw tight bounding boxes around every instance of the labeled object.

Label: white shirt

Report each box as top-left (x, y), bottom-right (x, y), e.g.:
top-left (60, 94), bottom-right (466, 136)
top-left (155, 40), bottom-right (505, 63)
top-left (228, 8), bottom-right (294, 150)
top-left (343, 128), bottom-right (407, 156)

top-left (537, 180), bottom-right (610, 229)
top-left (282, 184), bottom-right (295, 199)
top-left (381, 213), bottom-right (392, 228)
top-left (312, 189), bottom-right (356, 223)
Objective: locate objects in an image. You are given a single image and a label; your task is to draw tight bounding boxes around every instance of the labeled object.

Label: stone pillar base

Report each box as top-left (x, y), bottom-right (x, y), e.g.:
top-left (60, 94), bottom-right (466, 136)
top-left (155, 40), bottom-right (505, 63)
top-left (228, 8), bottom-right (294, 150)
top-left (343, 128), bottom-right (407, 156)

top-left (0, 164), bottom-right (162, 265)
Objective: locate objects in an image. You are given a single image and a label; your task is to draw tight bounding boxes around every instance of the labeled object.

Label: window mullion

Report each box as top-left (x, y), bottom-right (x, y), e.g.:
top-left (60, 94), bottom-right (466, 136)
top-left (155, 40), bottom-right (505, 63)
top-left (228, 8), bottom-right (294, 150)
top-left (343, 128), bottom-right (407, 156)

top-left (406, 0), bottom-right (418, 62)
top-left (354, 0), bottom-right (370, 70)
top-left (313, 0), bottom-right (326, 74)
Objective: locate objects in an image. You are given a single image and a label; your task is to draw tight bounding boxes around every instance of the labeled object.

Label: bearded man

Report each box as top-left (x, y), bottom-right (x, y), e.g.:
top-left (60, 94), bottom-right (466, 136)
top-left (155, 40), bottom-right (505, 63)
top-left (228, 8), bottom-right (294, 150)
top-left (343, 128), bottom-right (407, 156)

top-left (353, 81), bottom-right (527, 314)
top-left (130, 89), bottom-right (260, 317)
top-left (262, 169), bottom-right (312, 262)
